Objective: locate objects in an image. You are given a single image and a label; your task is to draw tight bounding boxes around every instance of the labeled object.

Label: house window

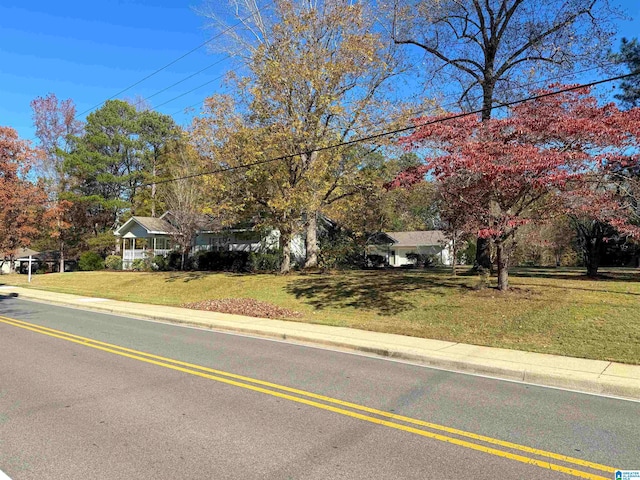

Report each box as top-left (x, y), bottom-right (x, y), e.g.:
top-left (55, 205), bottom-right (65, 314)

top-left (156, 238), bottom-right (166, 250)
top-left (391, 250), bottom-right (396, 265)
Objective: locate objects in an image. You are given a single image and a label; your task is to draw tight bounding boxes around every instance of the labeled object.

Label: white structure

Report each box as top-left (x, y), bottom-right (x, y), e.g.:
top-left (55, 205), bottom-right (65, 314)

top-left (367, 231), bottom-right (452, 267)
top-left (114, 213), bottom-right (301, 270)
top-left (1, 248), bottom-right (40, 274)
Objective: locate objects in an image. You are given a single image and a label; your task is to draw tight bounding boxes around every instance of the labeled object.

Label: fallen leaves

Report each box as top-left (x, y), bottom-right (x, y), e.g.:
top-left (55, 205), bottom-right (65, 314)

top-left (182, 298), bottom-right (303, 319)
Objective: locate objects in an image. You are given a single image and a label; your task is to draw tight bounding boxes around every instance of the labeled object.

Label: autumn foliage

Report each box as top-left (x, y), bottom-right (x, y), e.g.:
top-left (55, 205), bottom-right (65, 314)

top-left (0, 126), bottom-right (48, 263)
top-left (391, 86), bottom-right (640, 290)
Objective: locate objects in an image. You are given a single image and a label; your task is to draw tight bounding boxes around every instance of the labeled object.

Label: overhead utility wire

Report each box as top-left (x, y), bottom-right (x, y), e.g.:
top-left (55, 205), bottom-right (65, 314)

top-left (147, 70), bottom-right (640, 187)
top-left (77, 1), bottom-right (274, 117)
top-left (168, 60), bottom-right (617, 124)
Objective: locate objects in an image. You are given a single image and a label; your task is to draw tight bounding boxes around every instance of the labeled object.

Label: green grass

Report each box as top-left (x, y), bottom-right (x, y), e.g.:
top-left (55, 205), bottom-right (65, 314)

top-left (2, 267), bottom-right (640, 364)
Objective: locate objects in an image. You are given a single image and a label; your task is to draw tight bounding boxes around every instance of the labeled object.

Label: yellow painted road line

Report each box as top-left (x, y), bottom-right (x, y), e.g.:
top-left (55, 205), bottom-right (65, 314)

top-left (0, 315), bottom-right (615, 474)
top-left (0, 316), bottom-right (612, 480)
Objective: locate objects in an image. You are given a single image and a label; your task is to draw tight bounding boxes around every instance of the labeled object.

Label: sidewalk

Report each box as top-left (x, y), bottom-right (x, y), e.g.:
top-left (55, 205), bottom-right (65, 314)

top-left (2, 285), bottom-right (639, 400)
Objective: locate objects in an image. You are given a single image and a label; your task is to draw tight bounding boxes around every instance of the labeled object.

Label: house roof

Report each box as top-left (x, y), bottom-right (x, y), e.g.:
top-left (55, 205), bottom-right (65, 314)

top-left (8, 247), bottom-right (40, 260)
top-left (114, 216), bottom-right (173, 236)
top-left (133, 216), bottom-right (173, 233)
top-left (385, 230), bottom-right (446, 247)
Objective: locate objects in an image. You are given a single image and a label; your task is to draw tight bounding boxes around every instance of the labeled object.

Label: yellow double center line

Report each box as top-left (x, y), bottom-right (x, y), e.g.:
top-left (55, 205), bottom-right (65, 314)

top-left (0, 315), bottom-right (615, 479)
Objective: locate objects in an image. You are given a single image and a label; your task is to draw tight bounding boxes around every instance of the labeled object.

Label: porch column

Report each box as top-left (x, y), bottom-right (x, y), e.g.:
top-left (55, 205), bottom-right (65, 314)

top-left (153, 237), bottom-right (156, 255)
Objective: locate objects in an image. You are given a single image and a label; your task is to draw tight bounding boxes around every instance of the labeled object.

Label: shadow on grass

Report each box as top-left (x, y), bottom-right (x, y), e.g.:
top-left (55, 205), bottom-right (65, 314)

top-left (285, 271), bottom-right (473, 316)
top-left (514, 281), bottom-right (640, 297)
top-left (510, 267), bottom-right (640, 282)
top-left (163, 270), bottom-right (268, 283)
top-left (164, 271), bottom-right (214, 283)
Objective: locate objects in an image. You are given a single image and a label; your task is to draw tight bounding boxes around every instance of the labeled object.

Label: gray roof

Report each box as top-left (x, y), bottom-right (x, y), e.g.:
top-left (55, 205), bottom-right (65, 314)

top-left (385, 231), bottom-right (446, 247)
top-left (132, 216), bottom-right (173, 233)
top-left (114, 216), bottom-right (173, 236)
top-left (11, 247), bottom-right (40, 260)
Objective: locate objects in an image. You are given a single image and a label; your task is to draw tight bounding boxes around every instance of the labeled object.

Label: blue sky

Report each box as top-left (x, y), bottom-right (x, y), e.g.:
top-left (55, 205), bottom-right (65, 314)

top-left (1, 0), bottom-right (640, 142)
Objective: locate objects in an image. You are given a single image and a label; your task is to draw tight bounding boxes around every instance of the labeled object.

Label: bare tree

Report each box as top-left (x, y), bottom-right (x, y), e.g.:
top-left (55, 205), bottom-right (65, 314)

top-left (162, 145), bottom-right (208, 270)
top-left (391, 0), bottom-right (621, 270)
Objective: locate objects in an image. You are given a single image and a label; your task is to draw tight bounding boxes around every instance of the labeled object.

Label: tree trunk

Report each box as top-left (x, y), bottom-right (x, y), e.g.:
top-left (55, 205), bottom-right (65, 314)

top-left (476, 237), bottom-right (492, 271)
top-left (59, 240), bottom-right (65, 273)
top-left (585, 239), bottom-right (601, 277)
top-left (496, 240), bottom-right (509, 291)
top-left (151, 162), bottom-right (157, 218)
top-left (280, 233), bottom-right (291, 274)
top-left (451, 240), bottom-right (457, 276)
top-left (303, 211), bottom-right (319, 269)
top-left (475, 80), bottom-right (496, 272)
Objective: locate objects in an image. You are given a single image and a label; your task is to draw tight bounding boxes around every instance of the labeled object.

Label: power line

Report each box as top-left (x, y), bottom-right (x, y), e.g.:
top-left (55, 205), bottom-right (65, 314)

top-left (76, 1), bottom-right (274, 118)
top-left (147, 70), bottom-right (640, 187)
top-left (168, 59), bottom-right (618, 127)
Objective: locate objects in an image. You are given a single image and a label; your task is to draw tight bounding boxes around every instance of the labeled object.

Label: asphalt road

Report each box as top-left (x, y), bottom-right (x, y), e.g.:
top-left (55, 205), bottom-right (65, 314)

top-left (0, 295), bottom-right (638, 479)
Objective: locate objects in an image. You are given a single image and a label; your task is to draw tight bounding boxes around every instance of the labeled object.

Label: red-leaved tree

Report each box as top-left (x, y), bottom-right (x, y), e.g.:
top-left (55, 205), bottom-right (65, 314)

top-left (0, 126), bottom-right (48, 271)
top-left (390, 86), bottom-right (640, 290)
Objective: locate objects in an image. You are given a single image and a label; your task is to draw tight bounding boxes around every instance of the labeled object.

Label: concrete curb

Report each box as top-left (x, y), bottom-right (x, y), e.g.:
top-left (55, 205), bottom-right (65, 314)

top-left (2, 286), bottom-right (639, 400)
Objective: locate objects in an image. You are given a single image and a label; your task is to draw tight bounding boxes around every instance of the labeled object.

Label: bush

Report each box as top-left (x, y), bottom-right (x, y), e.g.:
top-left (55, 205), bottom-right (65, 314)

top-left (78, 252), bottom-right (105, 271)
top-left (406, 252), bottom-right (436, 268)
top-left (248, 252), bottom-right (282, 272)
top-left (131, 258), bottom-right (150, 272)
top-left (365, 254), bottom-right (387, 268)
top-left (318, 225), bottom-right (365, 270)
top-left (195, 251), bottom-right (249, 272)
top-left (152, 255), bottom-right (169, 271)
top-left (105, 255), bottom-right (122, 271)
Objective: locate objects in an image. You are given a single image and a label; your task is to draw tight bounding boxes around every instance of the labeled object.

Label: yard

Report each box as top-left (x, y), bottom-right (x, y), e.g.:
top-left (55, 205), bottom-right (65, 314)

top-left (2, 267), bottom-right (639, 364)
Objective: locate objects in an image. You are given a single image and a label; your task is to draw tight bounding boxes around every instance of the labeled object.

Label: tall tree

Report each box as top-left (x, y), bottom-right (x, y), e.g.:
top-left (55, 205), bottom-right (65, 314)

top-left (31, 93), bottom-right (83, 181)
top-left (613, 37), bottom-right (640, 109)
top-left (0, 127), bottom-right (48, 271)
top-left (63, 100), bottom-right (142, 243)
top-left (391, 0), bottom-right (620, 270)
top-left (392, 86), bottom-right (640, 289)
top-left (31, 93), bottom-right (84, 271)
top-left (196, 0), bottom-right (407, 270)
top-left (136, 110), bottom-right (181, 217)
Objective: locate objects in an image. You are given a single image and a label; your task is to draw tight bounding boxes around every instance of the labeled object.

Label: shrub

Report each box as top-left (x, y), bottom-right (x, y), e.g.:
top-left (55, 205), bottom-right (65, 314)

top-left (406, 252), bottom-right (436, 268)
top-left (318, 225), bottom-right (365, 270)
top-left (131, 258), bottom-right (150, 272)
top-left (105, 255), bottom-right (122, 270)
top-left (195, 251), bottom-right (249, 272)
top-left (365, 254), bottom-right (387, 268)
top-left (152, 255), bottom-right (168, 271)
top-left (248, 252), bottom-right (281, 272)
top-left (134, 250), bottom-right (160, 271)
top-left (78, 252), bottom-right (105, 271)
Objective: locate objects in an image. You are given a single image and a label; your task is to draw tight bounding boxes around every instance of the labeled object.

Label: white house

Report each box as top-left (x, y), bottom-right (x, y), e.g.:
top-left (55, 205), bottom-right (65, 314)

top-left (367, 231), bottom-right (452, 267)
top-left (1, 248), bottom-right (42, 274)
top-left (114, 212), bottom-right (304, 269)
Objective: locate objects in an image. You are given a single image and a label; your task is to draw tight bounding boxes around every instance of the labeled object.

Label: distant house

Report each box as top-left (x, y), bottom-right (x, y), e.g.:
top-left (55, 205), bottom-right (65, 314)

top-left (1, 248), bottom-right (39, 274)
top-left (366, 231), bottom-right (452, 267)
top-left (113, 212), bottom-right (303, 270)
top-left (0, 248), bottom-right (75, 274)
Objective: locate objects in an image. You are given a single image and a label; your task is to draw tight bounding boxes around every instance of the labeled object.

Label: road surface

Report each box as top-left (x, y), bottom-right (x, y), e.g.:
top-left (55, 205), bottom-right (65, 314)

top-left (0, 295), bottom-right (637, 479)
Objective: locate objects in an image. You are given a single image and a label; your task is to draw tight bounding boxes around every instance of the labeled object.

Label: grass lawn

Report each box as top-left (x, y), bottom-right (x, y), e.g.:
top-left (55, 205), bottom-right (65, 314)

top-left (2, 267), bottom-right (639, 364)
